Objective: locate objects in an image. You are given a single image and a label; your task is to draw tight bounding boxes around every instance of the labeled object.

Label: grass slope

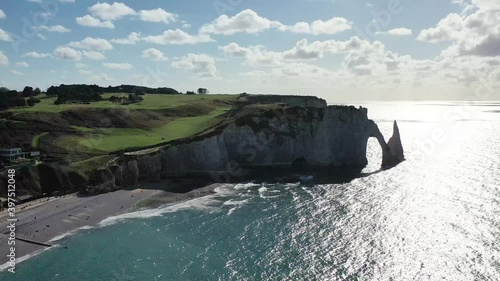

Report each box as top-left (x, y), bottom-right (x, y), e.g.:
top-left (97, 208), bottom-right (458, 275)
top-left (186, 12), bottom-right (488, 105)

top-left (5, 94), bottom-right (238, 160)
top-left (10, 94), bottom-right (236, 113)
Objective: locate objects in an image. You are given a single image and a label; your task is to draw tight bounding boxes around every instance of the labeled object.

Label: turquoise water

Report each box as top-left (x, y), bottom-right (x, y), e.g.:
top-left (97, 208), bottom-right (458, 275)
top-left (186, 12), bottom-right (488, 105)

top-left (2, 102), bottom-right (500, 281)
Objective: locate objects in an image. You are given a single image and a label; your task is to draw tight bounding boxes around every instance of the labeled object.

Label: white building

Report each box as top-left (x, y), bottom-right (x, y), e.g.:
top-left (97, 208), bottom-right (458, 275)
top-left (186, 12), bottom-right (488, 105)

top-left (0, 148), bottom-right (41, 161)
top-left (0, 148), bottom-right (23, 161)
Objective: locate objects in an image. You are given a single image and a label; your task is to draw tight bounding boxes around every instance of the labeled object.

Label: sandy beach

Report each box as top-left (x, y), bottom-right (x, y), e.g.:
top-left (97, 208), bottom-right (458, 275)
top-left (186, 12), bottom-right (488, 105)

top-left (0, 181), bottom-right (220, 267)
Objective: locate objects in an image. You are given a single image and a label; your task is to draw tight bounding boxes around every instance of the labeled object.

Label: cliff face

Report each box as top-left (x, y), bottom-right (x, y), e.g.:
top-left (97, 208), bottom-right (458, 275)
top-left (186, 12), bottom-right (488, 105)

top-left (108, 105), bottom-right (404, 186)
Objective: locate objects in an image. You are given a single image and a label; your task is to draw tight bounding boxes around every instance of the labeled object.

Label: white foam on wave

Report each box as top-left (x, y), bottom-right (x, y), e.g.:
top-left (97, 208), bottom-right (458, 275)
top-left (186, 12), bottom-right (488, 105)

top-left (233, 182), bottom-right (260, 190)
top-left (48, 225), bottom-right (95, 243)
top-left (223, 199), bottom-right (249, 206)
top-left (99, 183), bottom-right (260, 226)
top-left (99, 187), bottom-right (240, 227)
top-left (0, 247), bottom-right (54, 272)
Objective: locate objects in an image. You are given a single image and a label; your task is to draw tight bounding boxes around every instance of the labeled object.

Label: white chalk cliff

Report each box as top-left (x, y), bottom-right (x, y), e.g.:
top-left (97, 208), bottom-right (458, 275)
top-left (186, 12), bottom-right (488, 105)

top-left (106, 104), bottom-right (405, 186)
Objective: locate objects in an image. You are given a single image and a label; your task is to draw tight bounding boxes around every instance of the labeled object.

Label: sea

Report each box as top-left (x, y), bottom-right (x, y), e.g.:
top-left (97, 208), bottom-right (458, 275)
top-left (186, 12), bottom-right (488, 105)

top-left (1, 101), bottom-right (500, 281)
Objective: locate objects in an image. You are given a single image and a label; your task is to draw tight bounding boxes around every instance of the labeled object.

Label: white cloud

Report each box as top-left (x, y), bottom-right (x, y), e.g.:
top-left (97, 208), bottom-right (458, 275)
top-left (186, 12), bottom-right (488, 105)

top-left (35, 25), bottom-right (71, 32)
top-left (201, 10), bottom-right (351, 36)
top-left (138, 8), bottom-right (177, 24)
top-left (200, 9), bottom-right (283, 35)
top-left (418, 7), bottom-right (500, 57)
top-left (68, 37), bottom-right (113, 51)
top-left (23, 51), bottom-right (51, 58)
top-left (89, 2), bottom-right (136, 20)
top-left (172, 54), bottom-right (217, 78)
top-left (219, 43), bottom-right (282, 65)
top-left (54, 47), bottom-right (82, 60)
top-left (142, 48), bottom-right (168, 61)
top-left (59, 0), bottom-right (75, 3)
top-left (75, 63), bottom-right (87, 68)
top-left (286, 17), bottom-right (353, 35)
top-left (111, 32), bottom-right (141, 44)
top-left (83, 51), bottom-right (106, 60)
top-left (417, 13), bottom-right (463, 43)
top-left (221, 37), bottom-right (386, 65)
top-left (10, 70), bottom-right (23, 76)
top-left (16, 62), bottom-right (29, 67)
top-left (102, 62), bottom-right (133, 70)
top-left (219, 42), bottom-right (248, 57)
top-left (0, 9), bottom-right (6, 19)
top-left (38, 34), bottom-right (47, 40)
top-left (0, 52), bottom-right (8, 65)
top-left (76, 15), bottom-right (115, 29)
top-left (143, 29), bottom-right (214, 45)
top-left (0, 28), bottom-right (12, 42)
top-left (378, 28), bottom-right (413, 36)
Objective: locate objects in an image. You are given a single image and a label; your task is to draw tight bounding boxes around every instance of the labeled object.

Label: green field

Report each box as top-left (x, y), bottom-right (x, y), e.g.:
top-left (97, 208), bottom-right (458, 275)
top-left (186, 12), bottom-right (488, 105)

top-left (10, 94), bottom-right (237, 113)
top-left (70, 107), bottom-right (229, 153)
top-left (6, 94), bottom-right (238, 160)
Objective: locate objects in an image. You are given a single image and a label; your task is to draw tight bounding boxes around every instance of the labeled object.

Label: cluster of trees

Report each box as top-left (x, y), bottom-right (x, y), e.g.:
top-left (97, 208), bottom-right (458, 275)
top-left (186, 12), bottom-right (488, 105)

top-left (49, 85), bottom-right (103, 105)
top-left (0, 84), bottom-right (210, 110)
top-left (109, 94), bottom-right (143, 104)
top-left (89, 84), bottom-right (179, 95)
top-left (0, 87), bottom-right (41, 110)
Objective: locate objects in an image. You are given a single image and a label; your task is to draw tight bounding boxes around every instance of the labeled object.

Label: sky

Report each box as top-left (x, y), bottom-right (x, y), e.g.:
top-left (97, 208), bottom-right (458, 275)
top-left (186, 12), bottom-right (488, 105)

top-left (0, 0), bottom-right (499, 101)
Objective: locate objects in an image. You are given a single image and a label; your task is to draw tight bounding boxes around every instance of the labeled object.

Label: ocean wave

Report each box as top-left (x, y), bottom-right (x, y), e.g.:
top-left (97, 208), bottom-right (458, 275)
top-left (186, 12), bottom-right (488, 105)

top-left (48, 225), bottom-right (95, 243)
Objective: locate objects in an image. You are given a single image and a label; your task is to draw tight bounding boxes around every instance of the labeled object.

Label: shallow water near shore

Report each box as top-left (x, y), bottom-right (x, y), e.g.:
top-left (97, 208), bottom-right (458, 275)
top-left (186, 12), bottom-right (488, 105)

top-left (2, 102), bottom-right (500, 281)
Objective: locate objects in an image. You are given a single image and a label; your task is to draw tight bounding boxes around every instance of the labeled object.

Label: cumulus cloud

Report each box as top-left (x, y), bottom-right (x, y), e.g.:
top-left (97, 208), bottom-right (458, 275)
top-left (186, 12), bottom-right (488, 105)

top-left (200, 9), bottom-right (284, 35)
top-left (201, 10), bottom-right (351, 36)
top-left (218, 42), bottom-right (248, 57)
top-left (138, 8), bottom-right (177, 24)
top-left (68, 37), bottom-right (113, 51)
top-left (102, 62), bottom-right (133, 70)
top-left (142, 48), bottom-right (168, 61)
top-left (34, 25), bottom-right (71, 32)
top-left (76, 15), bottom-right (115, 29)
top-left (88, 2), bottom-right (136, 21)
top-left (0, 52), bottom-right (8, 65)
top-left (54, 47), bottom-right (82, 60)
top-left (0, 9), bottom-right (6, 19)
top-left (142, 29), bottom-right (214, 45)
top-left (0, 28), bottom-right (12, 42)
top-left (418, 6), bottom-right (500, 57)
top-left (23, 51), bottom-right (51, 58)
top-left (171, 54), bottom-right (217, 78)
top-left (221, 37), bottom-right (386, 65)
top-left (16, 62), bottom-right (29, 67)
top-left (83, 51), bottom-right (107, 60)
top-left (378, 28), bottom-right (413, 36)
top-left (285, 17), bottom-right (353, 35)
top-left (111, 32), bottom-right (141, 44)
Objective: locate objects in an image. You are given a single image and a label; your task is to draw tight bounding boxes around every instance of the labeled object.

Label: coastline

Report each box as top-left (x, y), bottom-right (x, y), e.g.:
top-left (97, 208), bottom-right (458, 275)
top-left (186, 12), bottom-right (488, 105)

top-left (0, 181), bottom-right (221, 268)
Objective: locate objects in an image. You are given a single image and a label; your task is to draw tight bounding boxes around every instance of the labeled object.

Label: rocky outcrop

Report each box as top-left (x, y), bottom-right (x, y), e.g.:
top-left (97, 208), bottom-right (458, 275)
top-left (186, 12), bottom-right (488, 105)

top-left (102, 105), bottom-right (404, 186)
top-left (37, 163), bottom-right (87, 194)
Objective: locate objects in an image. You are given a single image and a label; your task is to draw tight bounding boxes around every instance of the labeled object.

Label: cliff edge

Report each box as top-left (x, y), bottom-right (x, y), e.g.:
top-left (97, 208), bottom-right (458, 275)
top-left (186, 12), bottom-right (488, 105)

top-left (104, 104), bottom-right (405, 187)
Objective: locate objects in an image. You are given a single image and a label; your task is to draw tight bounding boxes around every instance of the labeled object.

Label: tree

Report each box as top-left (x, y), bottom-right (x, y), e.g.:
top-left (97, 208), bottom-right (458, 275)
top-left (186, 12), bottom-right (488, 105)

top-left (34, 87), bottom-right (42, 96)
top-left (22, 86), bottom-right (34, 97)
top-left (16, 98), bottom-right (27, 107)
top-left (197, 88), bottom-right (208, 95)
top-left (186, 91), bottom-right (196, 95)
top-left (128, 94), bottom-right (143, 103)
